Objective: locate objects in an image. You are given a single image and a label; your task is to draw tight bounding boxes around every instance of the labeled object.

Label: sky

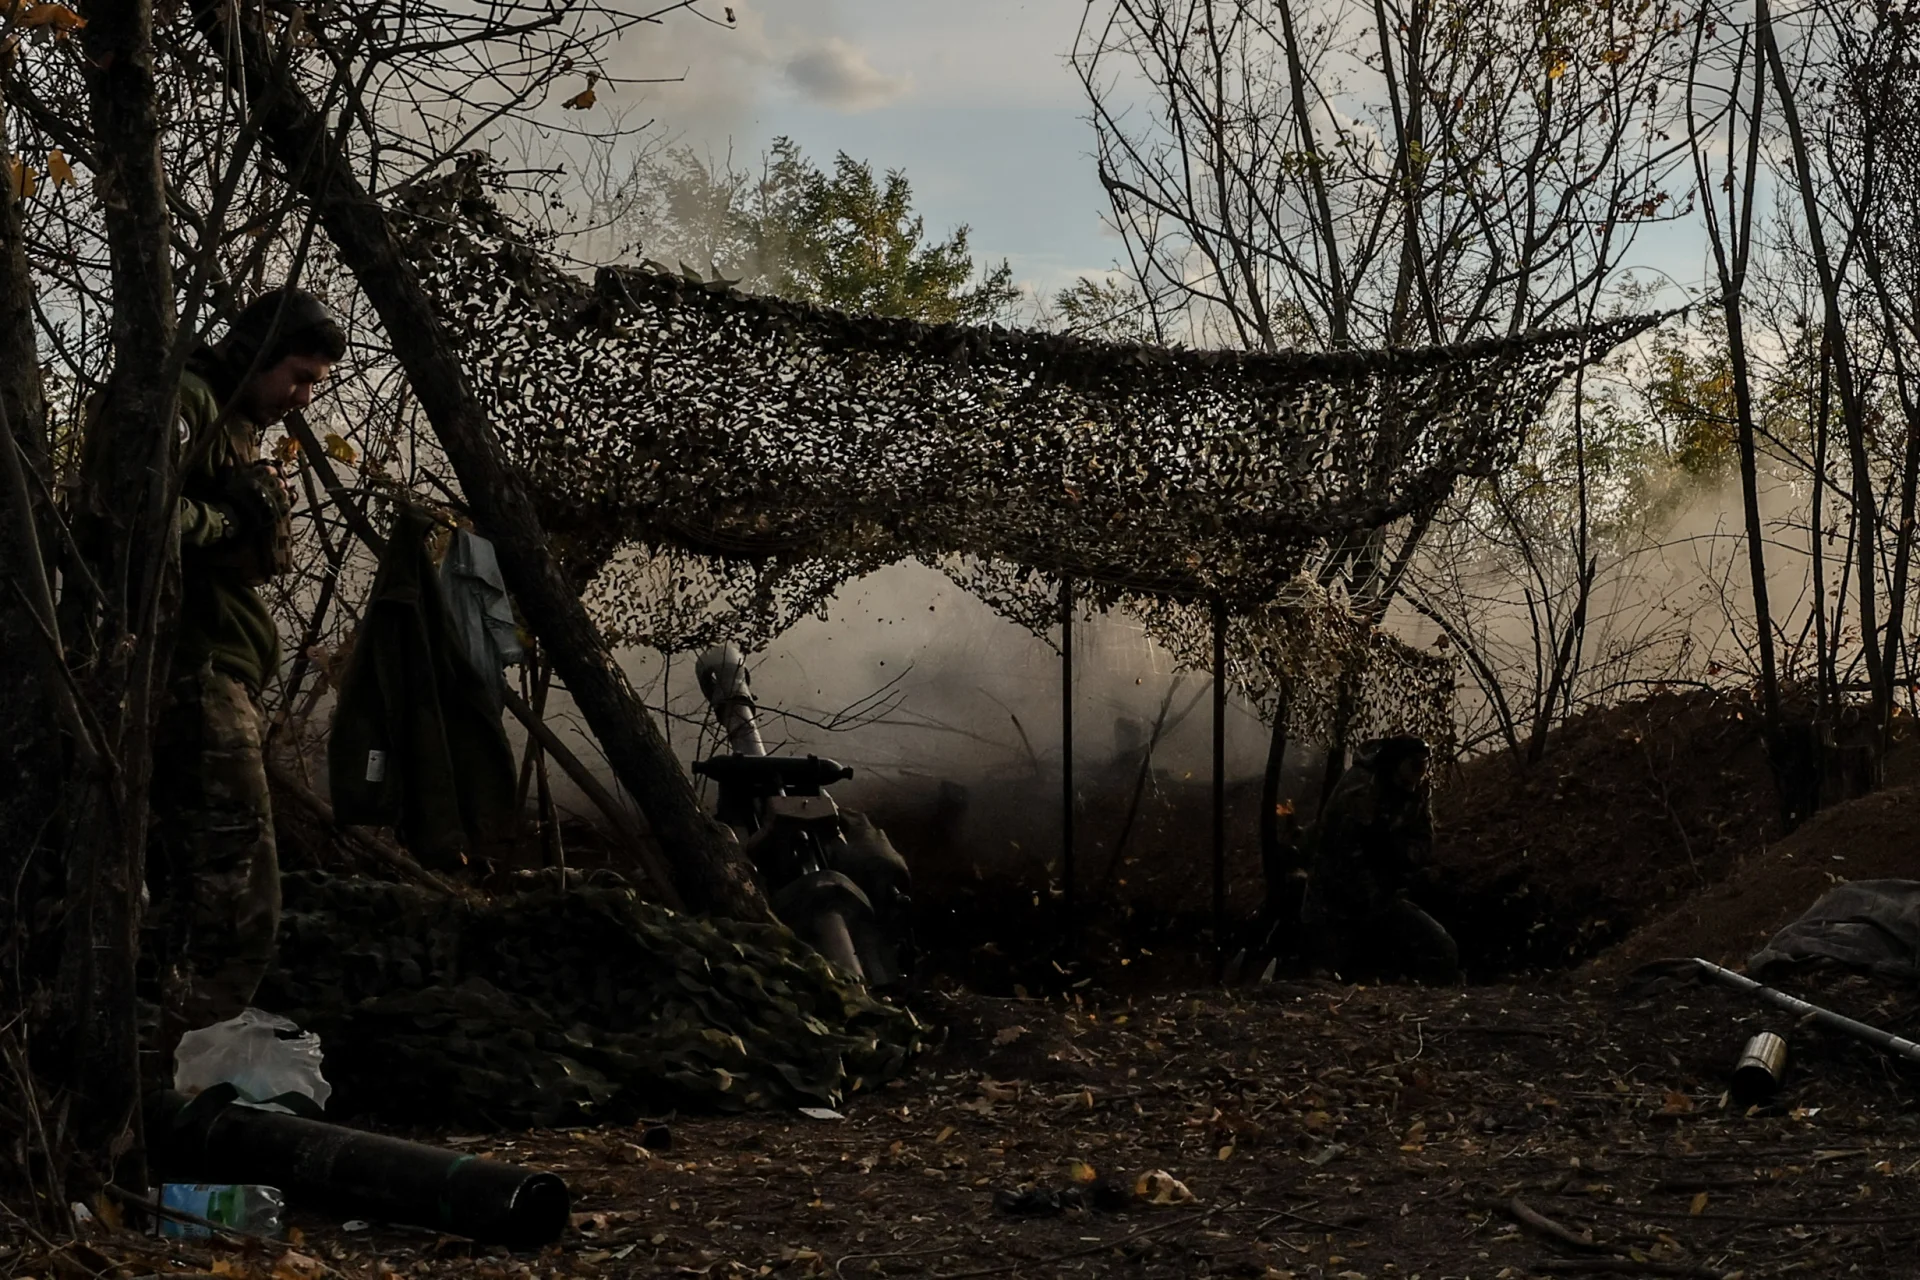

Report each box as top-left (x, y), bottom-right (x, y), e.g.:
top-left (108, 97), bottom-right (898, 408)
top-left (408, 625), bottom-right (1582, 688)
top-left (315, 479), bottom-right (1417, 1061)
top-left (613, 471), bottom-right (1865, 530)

top-left (597, 1), bottom-right (1119, 305)
top-left (581, 0), bottom-right (1721, 316)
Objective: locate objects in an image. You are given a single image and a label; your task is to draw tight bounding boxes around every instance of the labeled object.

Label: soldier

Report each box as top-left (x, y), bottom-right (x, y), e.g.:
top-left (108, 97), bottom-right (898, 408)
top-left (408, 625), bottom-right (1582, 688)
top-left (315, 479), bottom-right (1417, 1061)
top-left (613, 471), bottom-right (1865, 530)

top-left (145, 288), bottom-right (345, 1065)
top-left (1297, 735), bottom-right (1459, 984)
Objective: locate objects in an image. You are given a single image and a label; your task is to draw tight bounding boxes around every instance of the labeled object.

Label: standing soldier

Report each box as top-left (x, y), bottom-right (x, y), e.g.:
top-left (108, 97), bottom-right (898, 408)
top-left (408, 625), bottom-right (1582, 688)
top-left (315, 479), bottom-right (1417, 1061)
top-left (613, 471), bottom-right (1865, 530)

top-left (145, 288), bottom-right (345, 1068)
top-left (1298, 735), bottom-right (1459, 984)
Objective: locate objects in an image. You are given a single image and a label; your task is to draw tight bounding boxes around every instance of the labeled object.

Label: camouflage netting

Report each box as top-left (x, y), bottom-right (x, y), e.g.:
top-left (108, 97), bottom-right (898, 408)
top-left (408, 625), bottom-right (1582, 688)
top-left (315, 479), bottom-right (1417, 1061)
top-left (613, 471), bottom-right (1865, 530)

top-left (1124, 576), bottom-right (1459, 746)
top-left (258, 873), bottom-right (926, 1129)
top-left (397, 166), bottom-right (1657, 744)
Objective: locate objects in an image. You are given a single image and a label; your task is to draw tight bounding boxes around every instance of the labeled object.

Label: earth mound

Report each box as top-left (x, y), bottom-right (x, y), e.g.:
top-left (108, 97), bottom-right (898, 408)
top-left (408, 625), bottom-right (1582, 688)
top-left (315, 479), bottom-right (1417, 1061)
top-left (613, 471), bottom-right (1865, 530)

top-left (1424, 689), bottom-right (1786, 973)
top-left (1581, 779), bottom-right (1920, 981)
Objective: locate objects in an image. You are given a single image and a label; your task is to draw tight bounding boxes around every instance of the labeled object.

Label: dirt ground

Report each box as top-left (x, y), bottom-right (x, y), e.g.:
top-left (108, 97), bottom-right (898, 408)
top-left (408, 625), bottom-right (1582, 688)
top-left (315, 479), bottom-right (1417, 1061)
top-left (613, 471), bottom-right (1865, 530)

top-left (19, 970), bottom-right (1920, 1280)
top-left (18, 693), bottom-right (1920, 1278)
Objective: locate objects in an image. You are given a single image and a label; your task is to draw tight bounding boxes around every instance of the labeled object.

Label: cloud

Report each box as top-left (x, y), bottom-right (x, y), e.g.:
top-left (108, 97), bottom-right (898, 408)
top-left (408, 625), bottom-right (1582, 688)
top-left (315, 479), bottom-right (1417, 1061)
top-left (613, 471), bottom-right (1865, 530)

top-left (783, 38), bottom-right (912, 112)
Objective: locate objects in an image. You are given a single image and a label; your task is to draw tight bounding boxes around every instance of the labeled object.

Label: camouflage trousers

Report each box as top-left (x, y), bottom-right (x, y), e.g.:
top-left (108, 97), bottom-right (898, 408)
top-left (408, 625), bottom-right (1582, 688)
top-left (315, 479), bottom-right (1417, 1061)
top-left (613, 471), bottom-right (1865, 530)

top-left (1301, 897), bottom-right (1459, 985)
top-left (144, 663), bottom-right (281, 1063)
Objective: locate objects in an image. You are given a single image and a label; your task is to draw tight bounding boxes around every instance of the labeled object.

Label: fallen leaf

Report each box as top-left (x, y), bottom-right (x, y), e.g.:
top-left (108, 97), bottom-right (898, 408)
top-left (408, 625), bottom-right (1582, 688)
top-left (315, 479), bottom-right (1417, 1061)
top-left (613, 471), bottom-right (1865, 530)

top-left (992, 1025), bottom-right (1027, 1046)
top-left (272, 1251), bottom-right (327, 1280)
top-left (977, 1079), bottom-right (1021, 1103)
top-left (1690, 1191), bottom-right (1709, 1216)
top-left (1134, 1169), bottom-right (1194, 1205)
top-left (323, 432), bottom-right (357, 464)
top-left (1067, 1159), bottom-right (1097, 1183)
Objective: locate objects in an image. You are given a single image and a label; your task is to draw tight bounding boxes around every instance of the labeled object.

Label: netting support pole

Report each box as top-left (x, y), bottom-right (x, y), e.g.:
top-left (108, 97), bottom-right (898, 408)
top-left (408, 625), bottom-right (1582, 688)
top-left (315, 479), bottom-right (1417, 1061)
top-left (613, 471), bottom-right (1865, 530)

top-left (1212, 597), bottom-right (1228, 981)
top-left (1061, 577), bottom-right (1076, 958)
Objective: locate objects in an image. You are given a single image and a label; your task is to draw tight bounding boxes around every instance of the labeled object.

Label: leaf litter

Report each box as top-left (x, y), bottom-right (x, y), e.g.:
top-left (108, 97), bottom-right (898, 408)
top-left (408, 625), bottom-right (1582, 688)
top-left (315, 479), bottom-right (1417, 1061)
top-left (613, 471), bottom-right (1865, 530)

top-left (23, 972), bottom-right (1920, 1278)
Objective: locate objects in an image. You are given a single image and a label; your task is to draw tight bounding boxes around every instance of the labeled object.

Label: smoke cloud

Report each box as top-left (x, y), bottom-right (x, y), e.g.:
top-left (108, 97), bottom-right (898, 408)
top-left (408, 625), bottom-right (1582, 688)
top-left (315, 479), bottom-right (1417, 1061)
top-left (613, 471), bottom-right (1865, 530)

top-left (783, 39), bottom-right (912, 112)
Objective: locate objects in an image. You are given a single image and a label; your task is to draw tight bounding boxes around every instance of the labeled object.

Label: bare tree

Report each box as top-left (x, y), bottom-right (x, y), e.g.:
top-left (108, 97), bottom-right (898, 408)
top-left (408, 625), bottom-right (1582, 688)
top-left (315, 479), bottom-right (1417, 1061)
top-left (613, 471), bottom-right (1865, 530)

top-left (1073, 0), bottom-right (1697, 785)
top-left (0, 0), bottom-right (772, 1199)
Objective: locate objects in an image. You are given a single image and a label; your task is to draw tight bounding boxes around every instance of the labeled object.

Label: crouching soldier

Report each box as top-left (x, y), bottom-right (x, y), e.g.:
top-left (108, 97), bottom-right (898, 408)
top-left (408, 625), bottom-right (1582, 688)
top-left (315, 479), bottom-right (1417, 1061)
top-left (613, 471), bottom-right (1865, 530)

top-left (144, 288), bottom-right (345, 1066)
top-left (1298, 735), bottom-right (1459, 984)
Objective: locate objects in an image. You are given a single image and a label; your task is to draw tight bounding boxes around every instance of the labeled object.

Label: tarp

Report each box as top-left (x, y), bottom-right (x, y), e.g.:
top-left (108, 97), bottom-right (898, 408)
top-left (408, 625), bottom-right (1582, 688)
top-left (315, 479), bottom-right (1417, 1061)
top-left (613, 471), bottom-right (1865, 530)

top-left (1748, 879), bottom-right (1920, 980)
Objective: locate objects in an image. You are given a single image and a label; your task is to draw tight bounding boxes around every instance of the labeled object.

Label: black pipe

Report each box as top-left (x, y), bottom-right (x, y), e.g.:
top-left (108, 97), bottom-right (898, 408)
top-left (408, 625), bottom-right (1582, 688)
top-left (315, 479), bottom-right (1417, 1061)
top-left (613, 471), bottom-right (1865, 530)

top-left (1211, 598), bottom-right (1228, 979)
top-left (149, 1088), bottom-right (569, 1247)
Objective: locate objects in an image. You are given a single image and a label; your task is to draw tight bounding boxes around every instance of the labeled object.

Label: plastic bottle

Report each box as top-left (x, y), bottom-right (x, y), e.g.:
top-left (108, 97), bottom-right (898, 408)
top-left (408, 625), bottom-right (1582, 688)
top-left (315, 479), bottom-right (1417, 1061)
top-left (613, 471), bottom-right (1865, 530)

top-left (158, 1183), bottom-right (285, 1238)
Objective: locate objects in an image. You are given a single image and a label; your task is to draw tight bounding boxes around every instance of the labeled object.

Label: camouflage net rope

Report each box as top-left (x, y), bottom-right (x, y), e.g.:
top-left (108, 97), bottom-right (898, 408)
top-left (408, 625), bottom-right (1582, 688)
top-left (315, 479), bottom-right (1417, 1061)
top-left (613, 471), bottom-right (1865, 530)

top-left (261, 873), bottom-right (926, 1128)
top-left (396, 167), bottom-right (1657, 745)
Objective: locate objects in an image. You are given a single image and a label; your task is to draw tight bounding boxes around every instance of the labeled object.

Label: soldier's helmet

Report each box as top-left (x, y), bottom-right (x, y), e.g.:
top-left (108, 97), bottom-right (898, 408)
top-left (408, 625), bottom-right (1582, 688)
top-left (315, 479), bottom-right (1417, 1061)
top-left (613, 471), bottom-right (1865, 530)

top-left (1360, 735), bottom-right (1430, 790)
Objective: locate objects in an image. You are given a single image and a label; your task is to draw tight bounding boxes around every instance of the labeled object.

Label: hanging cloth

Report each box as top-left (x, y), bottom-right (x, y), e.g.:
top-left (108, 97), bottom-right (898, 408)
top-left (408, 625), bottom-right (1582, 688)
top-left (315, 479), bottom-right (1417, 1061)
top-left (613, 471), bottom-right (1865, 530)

top-left (439, 527), bottom-right (524, 713)
top-left (328, 506), bottom-right (516, 867)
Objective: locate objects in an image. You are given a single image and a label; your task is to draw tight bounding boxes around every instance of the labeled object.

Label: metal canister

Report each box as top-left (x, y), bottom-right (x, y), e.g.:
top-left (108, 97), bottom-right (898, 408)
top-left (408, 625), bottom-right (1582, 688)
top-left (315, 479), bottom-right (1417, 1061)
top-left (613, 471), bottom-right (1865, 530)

top-left (1732, 1031), bottom-right (1788, 1106)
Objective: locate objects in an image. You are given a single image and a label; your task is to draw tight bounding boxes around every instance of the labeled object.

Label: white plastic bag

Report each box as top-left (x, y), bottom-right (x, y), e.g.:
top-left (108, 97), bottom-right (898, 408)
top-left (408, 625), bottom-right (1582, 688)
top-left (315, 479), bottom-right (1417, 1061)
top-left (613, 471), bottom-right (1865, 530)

top-left (173, 1008), bottom-right (332, 1111)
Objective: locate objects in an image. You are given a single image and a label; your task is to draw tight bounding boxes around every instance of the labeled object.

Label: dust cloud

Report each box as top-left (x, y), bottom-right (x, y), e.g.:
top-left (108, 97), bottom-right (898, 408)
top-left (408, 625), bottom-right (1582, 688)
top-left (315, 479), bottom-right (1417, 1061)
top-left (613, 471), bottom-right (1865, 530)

top-left (615, 561), bottom-right (1276, 798)
top-left (516, 560), bottom-right (1286, 878)
top-left (1389, 470), bottom-right (1844, 749)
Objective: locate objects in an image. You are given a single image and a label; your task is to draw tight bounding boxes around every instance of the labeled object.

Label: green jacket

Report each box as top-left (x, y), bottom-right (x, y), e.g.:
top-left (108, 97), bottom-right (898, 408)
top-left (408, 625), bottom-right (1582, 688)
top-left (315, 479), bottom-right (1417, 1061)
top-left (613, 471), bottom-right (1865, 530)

top-left (174, 368), bottom-right (281, 693)
top-left (328, 506), bottom-right (516, 868)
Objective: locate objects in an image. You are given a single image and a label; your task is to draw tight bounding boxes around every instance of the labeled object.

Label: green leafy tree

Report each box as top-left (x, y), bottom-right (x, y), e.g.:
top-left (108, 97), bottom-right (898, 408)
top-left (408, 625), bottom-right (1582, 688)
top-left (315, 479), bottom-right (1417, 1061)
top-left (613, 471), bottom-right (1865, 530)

top-left (1049, 276), bottom-right (1173, 344)
top-left (1641, 326), bottom-right (1740, 481)
top-left (630, 138), bottom-right (1019, 325)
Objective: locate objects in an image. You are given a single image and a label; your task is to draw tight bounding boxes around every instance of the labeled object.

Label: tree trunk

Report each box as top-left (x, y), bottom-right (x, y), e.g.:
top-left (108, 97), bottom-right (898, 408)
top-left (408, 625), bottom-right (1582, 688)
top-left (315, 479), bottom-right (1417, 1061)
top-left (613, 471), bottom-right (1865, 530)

top-left (54, 0), bottom-right (182, 1191)
top-left (192, 2), bottom-right (765, 920)
top-left (0, 97), bottom-right (59, 970)
top-left (1760, 0), bottom-right (1890, 763)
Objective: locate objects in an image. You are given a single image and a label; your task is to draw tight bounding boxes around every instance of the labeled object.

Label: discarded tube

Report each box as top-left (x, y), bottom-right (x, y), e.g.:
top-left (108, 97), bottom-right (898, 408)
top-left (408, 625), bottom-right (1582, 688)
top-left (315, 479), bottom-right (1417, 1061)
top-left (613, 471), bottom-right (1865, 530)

top-left (149, 1088), bottom-right (569, 1247)
top-left (1690, 957), bottom-right (1920, 1069)
top-left (1731, 1031), bottom-right (1788, 1106)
